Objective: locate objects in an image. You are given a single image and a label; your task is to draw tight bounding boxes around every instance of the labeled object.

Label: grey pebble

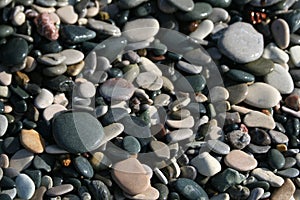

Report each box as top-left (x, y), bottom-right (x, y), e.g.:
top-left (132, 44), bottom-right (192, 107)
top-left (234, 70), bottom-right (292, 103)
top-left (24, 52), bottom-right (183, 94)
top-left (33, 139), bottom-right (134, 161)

top-left (16, 173), bottom-right (35, 199)
top-left (37, 53), bottom-right (66, 66)
top-left (46, 184), bottom-right (74, 197)
top-left (0, 115), bottom-right (8, 137)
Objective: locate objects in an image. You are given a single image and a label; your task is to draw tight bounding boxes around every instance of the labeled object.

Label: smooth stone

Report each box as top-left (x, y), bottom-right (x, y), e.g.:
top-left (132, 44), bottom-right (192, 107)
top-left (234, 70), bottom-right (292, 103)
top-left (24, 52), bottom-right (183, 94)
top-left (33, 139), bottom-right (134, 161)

top-left (123, 186), bottom-right (159, 200)
top-left (277, 168), bottom-right (300, 178)
top-left (20, 129), bottom-right (44, 154)
top-left (46, 184), bottom-right (74, 196)
top-left (247, 143), bottom-right (271, 154)
top-left (117, 0), bottom-right (147, 9)
top-left (176, 2), bottom-right (212, 21)
top-left (88, 180), bottom-right (111, 199)
top-left (0, 71), bottom-right (12, 86)
top-left (139, 57), bottom-right (162, 76)
top-left (166, 0), bottom-right (193, 11)
top-left (67, 61), bottom-right (84, 76)
top-left (37, 53), bottom-right (66, 66)
top-left (1, 188), bottom-right (17, 199)
top-left (251, 168), bottom-right (284, 187)
top-left (242, 57), bottom-right (274, 76)
top-left (43, 63), bottom-right (67, 77)
top-left (190, 19), bottom-right (214, 41)
top-left (16, 173), bottom-right (35, 199)
top-left (210, 193), bottom-right (230, 200)
top-left (0, 25), bottom-right (13, 38)
top-left (180, 166), bottom-right (197, 180)
top-left (226, 84), bottom-right (248, 105)
top-left (0, 0), bottom-right (12, 8)
top-left (0, 114), bottom-right (8, 137)
top-left (3, 137), bottom-right (21, 154)
top-left (208, 7), bottom-right (229, 23)
top-left (249, 128), bottom-right (271, 145)
top-left (271, 18), bottom-right (290, 49)
top-left (206, 139), bottom-right (230, 155)
top-left (170, 109), bottom-right (191, 120)
top-left (150, 140), bottom-right (170, 159)
top-left (61, 49), bottom-right (84, 65)
top-left (166, 116), bottom-right (194, 129)
top-left (244, 82), bottom-right (281, 108)
top-left (290, 45), bottom-right (300, 67)
top-left (123, 18), bottom-right (159, 42)
top-left (77, 81), bottom-right (96, 98)
top-left (190, 152), bottom-right (221, 176)
top-left (52, 112), bottom-right (104, 153)
top-left (60, 25), bottom-right (96, 44)
top-left (268, 130), bottom-right (289, 144)
top-left (0, 175), bottom-right (16, 189)
top-left (100, 78), bottom-right (135, 101)
top-left (264, 63), bottom-right (294, 94)
top-left (218, 22), bottom-right (264, 63)
top-left (112, 158), bottom-right (150, 195)
top-left (9, 149), bottom-right (34, 172)
top-left (183, 48), bottom-right (212, 66)
top-left (250, 0), bottom-right (282, 6)
top-left (56, 5), bottom-right (78, 24)
top-left (271, 178), bottom-right (295, 200)
top-left (174, 178), bottom-right (209, 200)
top-left (136, 72), bottom-right (163, 91)
top-left (73, 156), bottom-right (94, 178)
top-left (123, 64), bottom-right (140, 83)
top-left (154, 183), bottom-right (169, 200)
top-left (100, 123), bottom-right (124, 146)
top-left (0, 154), bottom-right (9, 168)
top-left (247, 188), bottom-right (264, 200)
top-left (41, 175), bottom-right (53, 189)
top-left (227, 130), bottom-right (251, 149)
top-left (34, 88), bottom-right (54, 109)
top-left (283, 9), bottom-right (300, 33)
top-left (208, 86), bottom-right (229, 103)
top-left (35, 0), bottom-right (56, 6)
top-left (268, 149), bottom-right (285, 169)
top-left (24, 169), bottom-right (41, 189)
top-left (211, 168), bottom-right (246, 192)
top-left (263, 43), bottom-right (289, 64)
top-left (177, 74), bottom-right (206, 93)
top-left (166, 128), bottom-right (193, 143)
top-left (0, 194), bottom-right (11, 200)
top-left (43, 104), bottom-right (67, 121)
top-left (0, 38), bottom-right (28, 66)
top-left (176, 60), bottom-right (202, 74)
top-left (123, 136), bottom-right (141, 154)
top-left (87, 18), bottom-right (121, 36)
top-left (225, 150), bottom-right (257, 171)
top-left (243, 111), bottom-right (276, 129)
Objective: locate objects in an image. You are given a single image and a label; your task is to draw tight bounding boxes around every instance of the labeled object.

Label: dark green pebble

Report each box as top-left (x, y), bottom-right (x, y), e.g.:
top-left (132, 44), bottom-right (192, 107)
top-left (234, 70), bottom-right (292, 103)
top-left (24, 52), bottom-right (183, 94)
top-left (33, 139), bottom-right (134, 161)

top-left (276, 168), bottom-right (300, 178)
top-left (60, 25), bottom-right (96, 44)
top-left (33, 155), bottom-right (51, 172)
top-left (154, 183), bottom-right (169, 200)
top-left (226, 69), bottom-right (255, 83)
top-left (169, 192), bottom-right (180, 200)
top-left (203, 0), bottom-right (232, 7)
top-left (242, 57), bottom-right (274, 76)
top-left (10, 95), bottom-right (27, 113)
top-left (180, 75), bottom-right (206, 92)
top-left (35, 0), bottom-right (57, 7)
top-left (43, 75), bottom-right (75, 92)
top-left (245, 180), bottom-right (270, 191)
top-left (75, 0), bottom-right (89, 13)
top-left (285, 117), bottom-right (300, 137)
top-left (273, 114), bottom-right (287, 123)
top-left (0, 194), bottom-right (11, 200)
top-left (9, 84), bottom-right (29, 100)
top-left (289, 135), bottom-right (299, 147)
top-left (0, 25), bottom-right (13, 38)
top-left (134, 2), bottom-right (155, 17)
top-left (24, 83), bottom-right (41, 96)
top-left (123, 136), bottom-right (141, 154)
top-left (22, 119), bottom-right (37, 129)
top-left (88, 180), bottom-right (111, 200)
top-left (0, 101), bottom-right (4, 114)
top-left (64, 178), bottom-right (82, 189)
top-left (268, 149), bottom-right (285, 169)
top-left (0, 38), bottom-right (28, 66)
top-left (52, 176), bottom-right (63, 186)
top-left (0, 176), bottom-right (16, 189)
top-left (114, 10), bottom-right (130, 26)
top-left (176, 2), bottom-right (213, 21)
top-left (227, 185), bottom-right (250, 200)
top-left (73, 156), bottom-right (94, 178)
top-left (4, 114), bottom-right (14, 124)
top-left (39, 41), bottom-right (62, 54)
top-left (61, 167), bottom-right (80, 178)
top-left (107, 67), bottom-right (123, 78)
top-left (173, 178), bottom-right (209, 200)
top-left (24, 169), bottom-right (42, 188)
top-left (150, 39), bottom-right (168, 56)
top-left (3, 137), bottom-right (21, 154)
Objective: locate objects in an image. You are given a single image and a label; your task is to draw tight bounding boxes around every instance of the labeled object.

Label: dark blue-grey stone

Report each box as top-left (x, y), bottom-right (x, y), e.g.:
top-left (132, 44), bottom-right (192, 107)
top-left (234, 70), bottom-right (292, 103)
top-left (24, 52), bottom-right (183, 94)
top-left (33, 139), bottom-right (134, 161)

top-left (0, 25), bottom-right (13, 38)
top-left (173, 178), bottom-right (209, 200)
top-left (119, 116), bottom-right (151, 138)
top-left (276, 168), bottom-right (299, 178)
top-left (40, 41), bottom-right (62, 54)
top-left (0, 176), bottom-right (16, 189)
top-left (283, 9), bottom-right (300, 33)
top-left (52, 112), bottom-right (104, 153)
top-left (226, 69), bottom-right (255, 83)
top-left (268, 149), bottom-right (285, 169)
top-left (123, 136), bottom-right (141, 154)
top-left (0, 194), bottom-right (11, 200)
top-left (35, 0), bottom-right (57, 6)
top-left (60, 25), bottom-right (96, 44)
top-left (177, 75), bottom-right (206, 92)
top-left (0, 38), bottom-right (28, 66)
top-left (24, 169), bottom-right (42, 188)
top-left (203, 0), bottom-right (231, 7)
top-left (176, 3), bottom-right (213, 21)
top-left (73, 156), bottom-right (94, 178)
top-left (88, 180), bottom-right (111, 199)
top-left (33, 155), bottom-right (51, 172)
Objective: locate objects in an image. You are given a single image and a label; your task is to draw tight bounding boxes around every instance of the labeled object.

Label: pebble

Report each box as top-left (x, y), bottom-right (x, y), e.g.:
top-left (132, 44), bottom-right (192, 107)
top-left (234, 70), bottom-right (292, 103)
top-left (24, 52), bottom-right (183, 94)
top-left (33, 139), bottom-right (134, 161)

top-left (226, 84), bottom-right (248, 105)
top-left (52, 112), bottom-right (104, 153)
top-left (206, 139), bottom-right (230, 155)
top-left (136, 72), bottom-right (163, 91)
top-left (263, 42), bottom-right (289, 64)
top-left (60, 49), bottom-right (84, 65)
top-left (60, 25), bottom-right (96, 44)
top-left (166, 128), bottom-right (193, 143)
top-left (176, 60), bottom-right (202, 74)
top-left (242, 57), bottom-right (274, 76)
top-left (176, 2), bottom-right (212, 21)
top-left (268, 149), bottom-right (285, 169)
top-left (34, 88), bottom-right (54, 109)
top-left (100, 78), bottom-right (135, 101)
top-left (264, 63), bottom-right (294, 94)
top-left (0, 114), bottom-right (8, 137)
top-left (167, 0), bottom-right (194, 11)
top-left (43, 104), bottom-right (67, 121)
top-left (20, 129), bottom-right (44, 154)
top-left (218, 22), bottom-right (264, 63)
top-left (224, 150), bottom-right (257, 171)
top-left (269, 130), bottom-right (289, 144)
top-left (271, 178), bottom-right (295, 200)
top-left (227, 130), bottom-right (251, 149)
top-left (243, 111), bottom-right (276, 129)
top-left (46, 184), bottom-right (74, 196)
top-left (9, 149), bottom-right (34, 172)
top-left (16, 173), bottom-right (35, 199)
top-left (166, 116), bottom-right (194, 129)
top-left (173, 178), bottom-right (209, 200)
top-left (73, 156), bottom-right (94, 178)
top-left (277, 168), bottom-right (300, 178)
top-left (271, 18), bottom-right (290, 49)
top-left (123, 136), bottom-right (141, 154)
top-left (87, 18), bottom-right (121, 36)
top-left (0, 38), bottom-right (28, 66)
top-left (251, 168), bottom-right (284, 187)
top-left (190, 152), bottom-right (222, 176)
top-left (77, 81), bottom-right (96, 98)
top-left (56, 5), bottom-right (78, 24)
top-left (190, 19), bottom-right (214, 41)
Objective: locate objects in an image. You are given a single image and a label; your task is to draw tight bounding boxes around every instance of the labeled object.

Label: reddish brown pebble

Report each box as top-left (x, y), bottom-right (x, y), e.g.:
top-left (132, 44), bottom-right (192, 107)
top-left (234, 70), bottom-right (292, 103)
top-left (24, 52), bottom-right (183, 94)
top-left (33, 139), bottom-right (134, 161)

top-left (34, 12), bottom-right (59, 41)
top-left (285, 94), bottom-right (300, 111)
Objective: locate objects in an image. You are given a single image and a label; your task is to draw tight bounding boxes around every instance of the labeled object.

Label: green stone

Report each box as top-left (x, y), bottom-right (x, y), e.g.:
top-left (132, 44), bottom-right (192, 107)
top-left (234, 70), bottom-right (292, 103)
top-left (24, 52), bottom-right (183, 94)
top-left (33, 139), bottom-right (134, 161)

top-left (0, 38), bottom-right (28, 66)
top-left (203, 0), bottom-right (232, 7)
top-left (123, 136), bottom-right (141, 154)
top-left (88, 180), bottom-right (111, 199)
top-left (245, 180), bottom-right (270, 191)
top-left (267, 149), bottom-right (285, 169)
top-left (24, 169), bottom-right (42, 188)
top-left (183, 75), bottom-right (206, 92)
top-left (107, 68), bottom-right (123, 78)
top-left (154, 183), bottom-right (169, 200)
top-left (174, 178), bottom-right (209, 200)
top-left (40, 41), bottom-right (62, 54)
top-left (226, 69), bottom-right (255, 83)
top-left (176, 2), bottom-right (213, 21)
top-left (60, 25), bottom-right (96, 44)
top-left (242, 57), bottom-right (274, 76)
top-left (0, 25), bottom-right (13, 38)
top-left (73, 156), bottom-right (94, 178)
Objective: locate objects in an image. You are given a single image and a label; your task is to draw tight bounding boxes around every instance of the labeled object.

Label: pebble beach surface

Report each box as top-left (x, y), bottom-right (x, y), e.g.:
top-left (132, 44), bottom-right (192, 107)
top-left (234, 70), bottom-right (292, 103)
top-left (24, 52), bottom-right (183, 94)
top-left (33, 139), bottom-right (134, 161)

top-left (1, 0), bottom-right (300, 199)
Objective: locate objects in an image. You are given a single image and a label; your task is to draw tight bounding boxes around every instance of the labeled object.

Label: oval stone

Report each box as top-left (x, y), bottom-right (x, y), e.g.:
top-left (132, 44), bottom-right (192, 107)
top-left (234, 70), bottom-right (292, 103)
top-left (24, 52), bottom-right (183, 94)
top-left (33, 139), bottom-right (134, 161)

top-left (99, 78), bottom-right (135, 101)
top-left (271, 18), bottom-right (290, 49)
top-left (0, 114), bottom-right (8, 137)
top-left (20, 129), bottom-right (45, 154)
top-left (224, 150), bottom-right (257, 171)
top-left (174, 178), bottom-right (209, 200)
top-left (73, 156), bottom-right (94, 178)
top-left (52, 112), bottom-right (104, 153)
top-left (176, 2), bottom-right (212, 21)
top-left (268, 149), bottom-right (285, 169)
top-left (227, 84), bottom-right (248, 105)
top-left (16, 174), bottom-right (35, 199)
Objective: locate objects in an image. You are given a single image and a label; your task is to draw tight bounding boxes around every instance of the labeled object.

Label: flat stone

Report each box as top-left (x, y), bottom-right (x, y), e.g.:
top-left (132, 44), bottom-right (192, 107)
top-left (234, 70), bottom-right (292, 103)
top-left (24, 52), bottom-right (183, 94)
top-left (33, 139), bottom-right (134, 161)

top-left (264, 63), bottom-right (294, 94)
top-left (244, 82), bottom-right (281, 108)
top-left (20, 129), bottom-right (44, 154)
top-left (100, 78), bottom-right (135, 101)
top-left (52, 112), bottom-right (104, 153)
top-left (56, 5), bottom-right (78, 24)
top-left (136, 72), bottom-right (163, 91)
top-left (242, 57), bottom-right (274, 76)
top-left (0, 114), bottom-right (8, 137)
top-left (43, 104), bottom-right (67, 121)
top-left (100, 123), bottom-right (124, 146)
top-left (0, 71), bottom-right (12, 86)
top-left (263, 43), bottom-right (289, 64)
top-left (268, 130), bottom-right (289, 144)
top-left (251, 168), bottom-right (284, 187)
top-left (225, 150), bottom-right (258, 171)
top-left (123, 136), bottom-right (141, 154)
top-left (183, 48), bottom-right (212, 66)
top-left (226, 84), bottom-right (248, 105)
top-left (247, 143), bottom-right (271, 154)
top-left (0, 38), bottom-right (28, 66)
top-left (190, 152), bottom-right (221, 176)
top-left (112, 158), bottom-right (150, 195)
top-left (77, 81), bottom-right (96, 98)
top-left (218, 22), bottom-right (264, 63)
top-left (271, 178), bottom-right (295, 200)
top-left (88, 180), bottom-right (111, 199)
top-left (67, 61), bottom-right (85, 76)
top-left (9, 149), bottom-right (34, 172)
top-left (227, 130), bottom-right (251, 149)
top-left (249, 128), bottom-right (271, 146)
top-left (243, 111), bottom-right (276, 129)
top-left (176, 60), bottom-right (202, 74)
top-left (176, 2), bottom-right (212, 21)
top-left (166, 0), bottom-right (194, 11)
top-left (88, 18), bottom-right (121, 36)
top-left (124, 186), bottom-right (160, 200)
top-left (174, 178), bottom-right (209, 200)
top-left (117, 0), bottom-right (148, 9)
top-left (277, 168), bottom-right (300, 178)
top-left (190, 19), bottom-right (214, 41)
top-left (209, 86), bottom-right (229, 102)
top-left (206, 139), bottom-right (230, 155)
top-left (37, 53), bottom-right (66, 66)
top-left (46, 184), bottom-right (74, 196)
top-left (30, 186), bottom-right (47, 200)
top-left (73, 156), bottom-right (94, 178)
top-left (166, 128), bottom-right (193, 143)
top-left (34, 88), bottom-right (54, 109)
top-left (61, 49), bottom-right (84, 65)
top-left (150, 140), bottom-right (170, 159)
top-left (166, 116), bottom-right (194, 129)
top-left (271, 18), bottom-right (290, 49)
top-left (60, 25), bottom-right (96, 44)
top-left (123, 18), bottom-right (159, 42)
top-left (139, 57), bottom-right (162, 76)
top-left (208, 7), bottom-right (229, 23)
top-left (43, 63), bottom-right (67, 77)
top-left (283, 9), bottom-right (300, 33)
top-left (16, 173), bottom-right (35, 199)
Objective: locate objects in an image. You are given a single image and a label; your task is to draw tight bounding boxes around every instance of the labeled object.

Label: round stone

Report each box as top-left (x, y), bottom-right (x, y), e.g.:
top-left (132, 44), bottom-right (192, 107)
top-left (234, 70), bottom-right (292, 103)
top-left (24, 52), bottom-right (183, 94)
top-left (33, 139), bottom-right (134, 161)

top-left (77, 81), bottom-right (96, 98)
top-left (123, 136), bottom-right (141, 154)
top-left (0, 25), bottom-right (14, 38)
top-left (52, 112), bottom-right (104, 153)
top-left (60, 49), bottom-right (84, 65)
top-left (16, 174), bottom-right (35, 199)
top-left (218, 22), bottom-right (264, 63)
top-left (224, 150), bottom-right (258, 171)
top-left (190, 152), bottom-right (222, 176)
top-left (99, 78), bottom-right (135, 101)
top-left (244, 82), bottom-right (282, 108)
top-left (268, 149), bottom-right (285, 169)
top-left (34, 88), bottom-right (54, 109)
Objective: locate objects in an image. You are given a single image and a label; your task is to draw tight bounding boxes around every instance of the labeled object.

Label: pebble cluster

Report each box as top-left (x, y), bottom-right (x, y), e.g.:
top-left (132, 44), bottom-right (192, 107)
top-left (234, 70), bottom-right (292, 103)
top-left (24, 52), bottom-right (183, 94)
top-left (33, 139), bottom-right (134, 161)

top-left (1, 0), bottom-right (300, 199)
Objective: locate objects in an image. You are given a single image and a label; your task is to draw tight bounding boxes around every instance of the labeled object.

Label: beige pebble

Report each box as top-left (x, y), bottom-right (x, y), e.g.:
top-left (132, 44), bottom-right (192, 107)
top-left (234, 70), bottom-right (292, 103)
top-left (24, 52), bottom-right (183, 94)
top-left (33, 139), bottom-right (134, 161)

top-left (271, 178), bottom-right (295, 200)
top-left (224, 150), bottom-right (257, 171)
top-left (43, 104), bottom-right (67, 121)
top-left (56, 5), bottom-right (78, 24)
top-left (32, 4), bottom-right (56, 13)
top-left (243, 110), bottom-right (276, 129)
top-left (0, 154), bottom-right (9, 168)
top-left (12, 12), bottom-right (26, 26)
top-left (20, 129), bottom-right (45, 153)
